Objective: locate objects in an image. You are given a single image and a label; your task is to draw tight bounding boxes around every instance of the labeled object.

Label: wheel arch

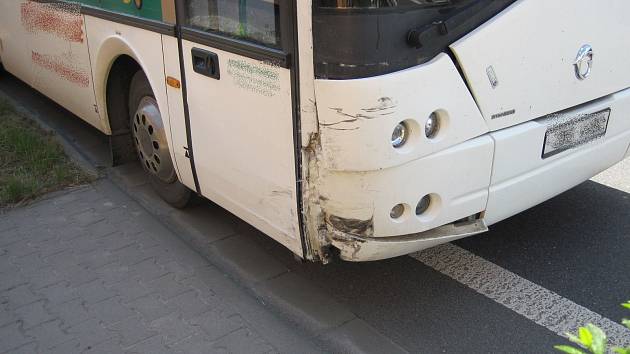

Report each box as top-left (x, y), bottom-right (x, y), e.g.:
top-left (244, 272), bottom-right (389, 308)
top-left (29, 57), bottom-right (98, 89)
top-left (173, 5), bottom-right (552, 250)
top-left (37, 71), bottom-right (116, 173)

top-left (92, 35), bottom-right (167, 165)
top-left (89, 31), bottom-right (192, 206)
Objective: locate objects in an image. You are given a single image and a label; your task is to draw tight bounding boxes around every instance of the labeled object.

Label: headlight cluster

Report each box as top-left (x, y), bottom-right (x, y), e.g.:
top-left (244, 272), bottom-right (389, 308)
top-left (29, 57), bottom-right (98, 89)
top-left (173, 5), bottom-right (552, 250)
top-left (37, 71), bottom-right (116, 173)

top-left (390, 112), bottom-right (441, 149)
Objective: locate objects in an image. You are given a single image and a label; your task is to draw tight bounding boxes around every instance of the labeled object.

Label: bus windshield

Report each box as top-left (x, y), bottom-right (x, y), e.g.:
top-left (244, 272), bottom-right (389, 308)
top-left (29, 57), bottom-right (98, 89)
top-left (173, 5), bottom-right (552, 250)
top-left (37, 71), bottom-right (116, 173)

top-left (312, 0), bottom-right (514, 79)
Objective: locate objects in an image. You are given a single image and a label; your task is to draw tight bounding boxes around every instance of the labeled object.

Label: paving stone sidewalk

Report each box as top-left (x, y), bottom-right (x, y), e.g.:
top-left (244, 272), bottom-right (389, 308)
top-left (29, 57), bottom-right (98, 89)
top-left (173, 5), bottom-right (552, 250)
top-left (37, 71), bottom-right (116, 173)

top-left (0, 180), bottom-right (323, 354)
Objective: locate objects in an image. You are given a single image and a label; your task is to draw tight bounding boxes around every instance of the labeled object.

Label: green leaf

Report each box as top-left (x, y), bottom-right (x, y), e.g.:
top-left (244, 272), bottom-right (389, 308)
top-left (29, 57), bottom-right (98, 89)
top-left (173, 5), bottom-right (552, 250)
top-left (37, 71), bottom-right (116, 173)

top-left (622, 319), bottom-right (630, 330)
top-left (554, 345), bottom-right (589, 354)
top-left (578, 327), bottom-right (593, 347)
top-left (567, 332), bottom-right (583, 346)
top-left (622, 301), bottom-right (630, 310)
top-left (585, 324), bottom-right (607, 354)
top-left (613, 348), bottom-right (630, 354)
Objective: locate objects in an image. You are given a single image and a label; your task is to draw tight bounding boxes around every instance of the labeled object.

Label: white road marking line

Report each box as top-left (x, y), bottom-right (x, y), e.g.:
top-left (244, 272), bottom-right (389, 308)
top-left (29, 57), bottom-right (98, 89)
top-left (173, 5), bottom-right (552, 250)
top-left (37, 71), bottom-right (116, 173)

top-left (411, 243), bottom-right (630, 347)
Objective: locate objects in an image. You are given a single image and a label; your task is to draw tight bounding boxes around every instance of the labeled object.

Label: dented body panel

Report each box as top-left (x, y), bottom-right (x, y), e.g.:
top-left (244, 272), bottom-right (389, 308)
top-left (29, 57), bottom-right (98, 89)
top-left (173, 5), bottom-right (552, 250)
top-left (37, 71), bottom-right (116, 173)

top-left (318, 136), bottom-right (494, 238)
top-left (313, 54), bottom-right (488, 172)
top-left (331, 220), bottom-right (488, 262)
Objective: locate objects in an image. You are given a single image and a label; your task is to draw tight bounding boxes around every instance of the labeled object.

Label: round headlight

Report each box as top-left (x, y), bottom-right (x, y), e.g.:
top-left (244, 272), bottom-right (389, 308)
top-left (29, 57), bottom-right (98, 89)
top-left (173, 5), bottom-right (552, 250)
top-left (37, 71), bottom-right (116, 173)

top-left (416, 195), bottom-right (431, 215)
top-left (390, 203), bottom-right (405, 219)
top-left (425, 113), bottom-right (440, 139)
top-left (391, 122), bottom-right (408, 148)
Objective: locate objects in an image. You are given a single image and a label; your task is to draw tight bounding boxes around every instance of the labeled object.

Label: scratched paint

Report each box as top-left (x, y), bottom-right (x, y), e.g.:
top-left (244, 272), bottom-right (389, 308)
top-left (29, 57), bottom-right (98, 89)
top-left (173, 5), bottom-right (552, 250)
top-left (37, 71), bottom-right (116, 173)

top-left (320, 97), bottom-right (398, 131)
top-left (21, 1), bottom-right (84, 43)
top-left (32, 51), bottom-right (90, 87)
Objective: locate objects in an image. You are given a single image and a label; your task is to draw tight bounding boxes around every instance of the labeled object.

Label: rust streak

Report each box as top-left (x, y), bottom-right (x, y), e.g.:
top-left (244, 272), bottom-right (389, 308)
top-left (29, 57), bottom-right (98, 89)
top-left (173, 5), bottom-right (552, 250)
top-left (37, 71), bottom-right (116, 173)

top-left (32, 51), bottom-right (90, 87)
top-left (21, 1), bottom-right (84, 43)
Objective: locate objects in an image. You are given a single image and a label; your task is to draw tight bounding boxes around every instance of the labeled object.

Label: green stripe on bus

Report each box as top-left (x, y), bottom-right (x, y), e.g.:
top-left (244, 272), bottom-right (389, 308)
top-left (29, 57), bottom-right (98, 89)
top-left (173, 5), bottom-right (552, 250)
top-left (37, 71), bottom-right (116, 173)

top-left (73, 0), bottom-right (163, 22)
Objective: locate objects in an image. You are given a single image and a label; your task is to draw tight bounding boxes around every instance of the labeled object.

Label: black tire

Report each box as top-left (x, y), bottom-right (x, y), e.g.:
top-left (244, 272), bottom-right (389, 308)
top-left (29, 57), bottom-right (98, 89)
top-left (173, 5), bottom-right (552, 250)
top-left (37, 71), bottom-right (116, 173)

top-left (128, 71), bottom-right (192, 208)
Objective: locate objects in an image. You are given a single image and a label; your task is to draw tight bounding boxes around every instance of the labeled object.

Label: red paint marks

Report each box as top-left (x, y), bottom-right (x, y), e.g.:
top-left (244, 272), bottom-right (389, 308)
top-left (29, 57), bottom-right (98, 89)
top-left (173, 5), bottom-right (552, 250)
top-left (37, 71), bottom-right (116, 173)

top-left (21, 1), bottom-right (84, 43)
top-left (32, 51), bottom-right (90, 87)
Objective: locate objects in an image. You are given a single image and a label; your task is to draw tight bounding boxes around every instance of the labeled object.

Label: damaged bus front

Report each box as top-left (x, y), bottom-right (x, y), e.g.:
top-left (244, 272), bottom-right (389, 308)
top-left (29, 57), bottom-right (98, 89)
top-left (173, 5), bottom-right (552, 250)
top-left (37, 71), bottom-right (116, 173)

top-left (304, 0), bottom-right (630, 261)
top-left (2, 0), bottom-right (628, 264)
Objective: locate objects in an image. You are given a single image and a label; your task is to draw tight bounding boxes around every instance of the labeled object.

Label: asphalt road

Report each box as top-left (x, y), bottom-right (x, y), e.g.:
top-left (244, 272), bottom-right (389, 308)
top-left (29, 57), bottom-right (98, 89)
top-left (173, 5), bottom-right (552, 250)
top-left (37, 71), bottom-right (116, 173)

top-left (1, 72), bottom-right (629, 353)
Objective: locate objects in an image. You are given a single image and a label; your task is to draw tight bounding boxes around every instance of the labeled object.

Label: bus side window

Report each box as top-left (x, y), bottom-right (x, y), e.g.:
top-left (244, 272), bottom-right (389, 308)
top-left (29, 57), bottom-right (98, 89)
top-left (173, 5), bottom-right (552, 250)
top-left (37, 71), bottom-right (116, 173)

top-left (184, 0), bottom-right (282, 49)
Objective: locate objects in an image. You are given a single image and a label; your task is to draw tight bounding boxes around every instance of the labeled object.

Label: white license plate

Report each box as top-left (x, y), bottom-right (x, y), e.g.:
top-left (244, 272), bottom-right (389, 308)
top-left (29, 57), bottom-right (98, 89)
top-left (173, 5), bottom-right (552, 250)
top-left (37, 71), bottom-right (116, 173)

top-left (542, 109), bottom-right (610, 158)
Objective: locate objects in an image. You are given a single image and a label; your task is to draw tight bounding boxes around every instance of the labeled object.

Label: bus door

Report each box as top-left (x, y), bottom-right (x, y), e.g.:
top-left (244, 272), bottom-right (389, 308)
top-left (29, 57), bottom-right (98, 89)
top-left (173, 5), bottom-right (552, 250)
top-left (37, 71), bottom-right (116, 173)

top-left (21, 1), bottom-right (101, 129)
top-left (172, 0), bottom-right (303, 256)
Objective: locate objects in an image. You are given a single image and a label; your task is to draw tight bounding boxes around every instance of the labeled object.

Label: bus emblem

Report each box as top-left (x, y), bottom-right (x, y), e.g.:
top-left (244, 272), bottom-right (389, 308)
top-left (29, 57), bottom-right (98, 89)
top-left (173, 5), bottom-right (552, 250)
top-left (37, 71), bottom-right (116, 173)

top-left (574, 44), bottom-right (593, 80)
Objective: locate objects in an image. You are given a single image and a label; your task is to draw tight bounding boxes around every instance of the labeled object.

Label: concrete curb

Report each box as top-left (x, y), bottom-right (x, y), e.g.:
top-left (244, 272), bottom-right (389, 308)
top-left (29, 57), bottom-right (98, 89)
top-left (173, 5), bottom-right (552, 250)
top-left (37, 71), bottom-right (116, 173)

top-left (2, 83), bottom-right (408, 354)
top-left (108, 166), bottom-right (408, 354)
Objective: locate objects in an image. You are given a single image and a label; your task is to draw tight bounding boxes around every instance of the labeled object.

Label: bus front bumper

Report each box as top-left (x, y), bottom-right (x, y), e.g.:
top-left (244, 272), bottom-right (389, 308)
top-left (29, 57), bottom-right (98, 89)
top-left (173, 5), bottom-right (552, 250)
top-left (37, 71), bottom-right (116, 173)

top-left (326, 88), bottom-right (630, 262)
top-left (331, 219), bottom-right (488, 261)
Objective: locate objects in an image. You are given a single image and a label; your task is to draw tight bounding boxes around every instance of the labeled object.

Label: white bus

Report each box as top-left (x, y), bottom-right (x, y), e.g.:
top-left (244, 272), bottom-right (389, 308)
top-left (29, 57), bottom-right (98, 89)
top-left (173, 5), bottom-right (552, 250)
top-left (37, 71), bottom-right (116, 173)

top-left (1, 0), bottom-right (629, 262)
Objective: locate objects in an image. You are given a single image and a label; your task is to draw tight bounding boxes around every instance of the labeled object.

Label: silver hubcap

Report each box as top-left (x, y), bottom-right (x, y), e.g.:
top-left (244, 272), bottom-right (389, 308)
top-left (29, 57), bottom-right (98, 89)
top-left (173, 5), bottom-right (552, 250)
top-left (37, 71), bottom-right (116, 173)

top-left (132, 97), bottom-right (176, 183)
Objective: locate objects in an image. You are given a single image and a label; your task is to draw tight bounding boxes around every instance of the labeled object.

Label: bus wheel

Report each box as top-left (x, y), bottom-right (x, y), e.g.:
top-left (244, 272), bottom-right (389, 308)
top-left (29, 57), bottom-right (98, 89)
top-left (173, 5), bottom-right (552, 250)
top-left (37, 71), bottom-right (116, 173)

top-left (128, 71), bottom-right (191, 208)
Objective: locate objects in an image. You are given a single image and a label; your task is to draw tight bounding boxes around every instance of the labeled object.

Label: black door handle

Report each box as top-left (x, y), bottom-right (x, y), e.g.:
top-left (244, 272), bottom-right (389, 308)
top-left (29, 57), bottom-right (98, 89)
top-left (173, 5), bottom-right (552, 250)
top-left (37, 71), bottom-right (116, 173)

top-left (191, 48), bottom-right (220, 80)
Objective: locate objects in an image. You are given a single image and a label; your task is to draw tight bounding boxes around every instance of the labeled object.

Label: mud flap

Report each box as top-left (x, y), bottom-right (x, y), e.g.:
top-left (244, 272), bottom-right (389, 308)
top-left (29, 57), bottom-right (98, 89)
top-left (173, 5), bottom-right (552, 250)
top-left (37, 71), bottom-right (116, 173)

top-left (109, 129), bottom-right (135, 167)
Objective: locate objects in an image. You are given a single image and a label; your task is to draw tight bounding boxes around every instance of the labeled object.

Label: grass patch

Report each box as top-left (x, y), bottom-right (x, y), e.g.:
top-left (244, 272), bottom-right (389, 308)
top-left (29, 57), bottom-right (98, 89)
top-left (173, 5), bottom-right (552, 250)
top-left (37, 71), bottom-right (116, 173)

top-left (0, 98), bottom-right (92, 209)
